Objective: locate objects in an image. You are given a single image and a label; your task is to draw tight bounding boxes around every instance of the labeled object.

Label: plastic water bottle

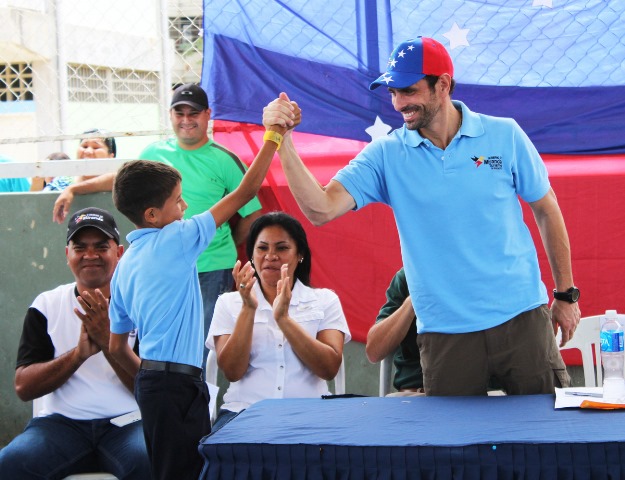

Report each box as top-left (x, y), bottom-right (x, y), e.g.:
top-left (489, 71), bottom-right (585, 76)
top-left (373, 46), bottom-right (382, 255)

top-left (600, 310), bottom-right (625, 401)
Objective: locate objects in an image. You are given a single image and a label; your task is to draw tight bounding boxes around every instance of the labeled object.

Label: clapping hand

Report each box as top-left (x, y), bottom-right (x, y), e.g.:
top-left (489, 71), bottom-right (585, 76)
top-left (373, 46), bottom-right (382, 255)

top-left (233, 260), bottom-right (258, 309)
top-left (75, 289), bottom-right (111, 351)
top-left (273, 264), bottom-right (292, 322)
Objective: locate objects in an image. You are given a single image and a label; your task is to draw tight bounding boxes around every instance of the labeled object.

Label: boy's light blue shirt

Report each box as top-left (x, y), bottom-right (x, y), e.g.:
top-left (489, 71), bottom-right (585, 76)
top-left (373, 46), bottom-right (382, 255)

top-left (334, 101), bottom-right (550, 334)
top-left (109, 211), bottom-right (216, 367)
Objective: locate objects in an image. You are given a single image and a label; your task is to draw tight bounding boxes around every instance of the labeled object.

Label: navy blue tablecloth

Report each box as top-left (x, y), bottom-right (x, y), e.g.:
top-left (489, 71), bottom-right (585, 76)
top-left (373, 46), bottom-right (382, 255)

top-left (199, 395), bottom-right (625, 479)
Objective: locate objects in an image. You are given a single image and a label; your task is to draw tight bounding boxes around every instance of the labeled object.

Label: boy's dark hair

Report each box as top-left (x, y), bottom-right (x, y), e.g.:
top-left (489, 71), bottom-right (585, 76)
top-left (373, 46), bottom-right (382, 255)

top-left (245, 211), bottom-right (312, 286)
top-left (113, 160), bottom-right (182, 227)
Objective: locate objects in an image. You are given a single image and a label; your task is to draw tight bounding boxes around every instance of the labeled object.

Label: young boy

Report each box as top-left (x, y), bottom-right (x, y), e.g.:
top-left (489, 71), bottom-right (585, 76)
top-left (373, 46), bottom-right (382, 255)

top-left (108, 101), bottom-right (300, 480)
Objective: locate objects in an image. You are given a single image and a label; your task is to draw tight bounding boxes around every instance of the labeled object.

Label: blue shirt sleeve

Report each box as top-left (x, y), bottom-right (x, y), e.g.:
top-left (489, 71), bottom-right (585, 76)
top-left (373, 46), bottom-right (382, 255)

top-left (509, 120), bottom-right (550, 203)
top-left (333, 139), bottom-right (391, 209)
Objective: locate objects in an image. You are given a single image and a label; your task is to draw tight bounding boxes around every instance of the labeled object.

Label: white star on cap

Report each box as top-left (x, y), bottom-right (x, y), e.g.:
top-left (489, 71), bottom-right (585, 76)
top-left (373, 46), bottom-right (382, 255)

top-left (366, 116), bottom-right (392, 141)
top-left (397, 50), bottom-right (406, 58)
top-left (389, 59), bottom-right (397, 68)
top-left (407, 44), bottom-right (415, 51)
top-left (382, 75), bottom-right (393, 85)
top-left (443, 22), bottom-right (470, 50)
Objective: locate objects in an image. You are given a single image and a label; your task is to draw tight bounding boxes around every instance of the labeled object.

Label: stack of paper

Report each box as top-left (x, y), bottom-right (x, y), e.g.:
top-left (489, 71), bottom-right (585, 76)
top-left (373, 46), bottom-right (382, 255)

top-left (554, 387), bottom-right (625, 409)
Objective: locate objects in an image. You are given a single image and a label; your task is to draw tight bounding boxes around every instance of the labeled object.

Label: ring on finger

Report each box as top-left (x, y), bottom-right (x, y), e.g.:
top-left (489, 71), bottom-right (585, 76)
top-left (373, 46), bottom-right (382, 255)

top-left (239, 283), bottom-right (246, 289)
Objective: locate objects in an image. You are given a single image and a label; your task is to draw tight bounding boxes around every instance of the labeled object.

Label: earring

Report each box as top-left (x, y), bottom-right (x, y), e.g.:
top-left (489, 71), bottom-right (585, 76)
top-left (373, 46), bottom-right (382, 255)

top-left (298, 258), bottom-right (303, 263)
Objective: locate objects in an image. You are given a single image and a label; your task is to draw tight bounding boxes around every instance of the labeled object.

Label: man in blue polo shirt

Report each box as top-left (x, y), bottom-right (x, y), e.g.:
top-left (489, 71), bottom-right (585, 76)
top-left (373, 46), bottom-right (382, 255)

top-left (262, 38), bottom-right (577, 396)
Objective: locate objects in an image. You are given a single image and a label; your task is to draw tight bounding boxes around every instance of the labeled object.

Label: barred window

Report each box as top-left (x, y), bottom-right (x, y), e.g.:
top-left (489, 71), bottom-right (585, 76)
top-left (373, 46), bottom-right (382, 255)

top-left (0, 63), bottom-right (34, 101)
top-left (67, 64), bottom-right (158, 104)
top-left (67, 65), bottom-right (109, 102)
top-left (112, 70), bottom-right (159, 104)
top-left (169, 16), bottom-right (202, 54)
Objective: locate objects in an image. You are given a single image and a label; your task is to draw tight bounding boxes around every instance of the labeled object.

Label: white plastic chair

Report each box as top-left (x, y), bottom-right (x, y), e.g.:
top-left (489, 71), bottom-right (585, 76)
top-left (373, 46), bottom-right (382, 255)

top-left (379, 355), bottom-right (394, 397)
top-left (333, 354), bottom-right (346, 395)
top-left (205, 349), bottom-right (221, 424)
top-left (557, 314), bottom-right (606, 387)
top-left (32, 398), bottom-right (118, 480)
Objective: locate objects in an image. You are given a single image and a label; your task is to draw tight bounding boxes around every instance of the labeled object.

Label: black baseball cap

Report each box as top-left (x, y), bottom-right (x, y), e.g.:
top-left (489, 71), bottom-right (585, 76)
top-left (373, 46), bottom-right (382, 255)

top-left (67, 207), bottom-right (120, 245)
top-left (170, 83), bottom-right (209, 111)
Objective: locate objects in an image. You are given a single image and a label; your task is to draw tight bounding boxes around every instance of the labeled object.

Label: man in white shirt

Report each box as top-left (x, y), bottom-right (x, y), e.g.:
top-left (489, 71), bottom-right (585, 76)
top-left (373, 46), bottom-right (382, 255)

top-left (0, 207), bottom-right (150, 479)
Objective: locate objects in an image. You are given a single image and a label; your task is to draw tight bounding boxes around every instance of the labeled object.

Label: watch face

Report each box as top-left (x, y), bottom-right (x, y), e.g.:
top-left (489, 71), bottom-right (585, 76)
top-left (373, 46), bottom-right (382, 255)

top-left (570, 288), bottom-right (580, 302)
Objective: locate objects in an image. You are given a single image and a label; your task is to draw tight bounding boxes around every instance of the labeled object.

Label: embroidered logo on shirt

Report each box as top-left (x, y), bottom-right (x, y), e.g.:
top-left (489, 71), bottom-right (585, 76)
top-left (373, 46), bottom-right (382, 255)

top-left (471, 155), bottom-right (502, 170)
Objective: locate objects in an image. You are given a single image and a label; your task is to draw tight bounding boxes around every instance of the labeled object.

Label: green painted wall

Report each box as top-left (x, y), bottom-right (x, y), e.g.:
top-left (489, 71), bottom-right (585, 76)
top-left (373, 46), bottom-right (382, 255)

top-left (0, 192), bottom-right (380, 447)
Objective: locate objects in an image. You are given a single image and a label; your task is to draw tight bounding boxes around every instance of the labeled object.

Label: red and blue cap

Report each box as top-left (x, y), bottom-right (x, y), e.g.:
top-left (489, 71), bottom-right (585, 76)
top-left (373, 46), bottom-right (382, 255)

top-left (369, 37), bottom-right (454, 90)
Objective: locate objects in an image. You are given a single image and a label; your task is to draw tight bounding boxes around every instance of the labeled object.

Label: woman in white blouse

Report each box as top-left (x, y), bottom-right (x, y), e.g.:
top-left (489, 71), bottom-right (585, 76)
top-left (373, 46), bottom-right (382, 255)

top-left (206, 212), bottom-right (351, 431)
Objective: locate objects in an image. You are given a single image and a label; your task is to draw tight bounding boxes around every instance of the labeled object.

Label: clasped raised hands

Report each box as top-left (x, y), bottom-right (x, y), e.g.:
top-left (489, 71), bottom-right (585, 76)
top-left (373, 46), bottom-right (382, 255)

top-left (263, 92), bottom-right (301, 134)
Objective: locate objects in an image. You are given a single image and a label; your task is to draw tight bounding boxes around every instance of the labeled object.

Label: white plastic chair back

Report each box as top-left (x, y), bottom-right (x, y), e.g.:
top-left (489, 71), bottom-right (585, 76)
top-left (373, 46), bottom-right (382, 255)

top-left (205, 349), bottom-right (220, 424)
top-left (333, 354), bottom-right (346, 395)
top-left (557, 314), bottom-right (606, 387)
top-left (379, 355), bottom-right (393, 397)
top-left (206, 349), bottom-right (219, 386)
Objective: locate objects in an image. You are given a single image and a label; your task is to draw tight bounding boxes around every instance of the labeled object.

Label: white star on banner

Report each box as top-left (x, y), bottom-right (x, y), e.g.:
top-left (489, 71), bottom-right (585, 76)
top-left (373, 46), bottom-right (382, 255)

top-left (443, 22), bottom-right (470, 50)
top-left (532, 0), bottom-right (553, 7)
top-left (366, 116), bottom-right (392, 141)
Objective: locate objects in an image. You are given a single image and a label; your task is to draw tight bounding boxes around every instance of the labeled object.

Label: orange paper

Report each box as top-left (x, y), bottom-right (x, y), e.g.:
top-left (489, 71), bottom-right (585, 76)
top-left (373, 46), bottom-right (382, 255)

top-left (580, 400), bottom-right (625, 410)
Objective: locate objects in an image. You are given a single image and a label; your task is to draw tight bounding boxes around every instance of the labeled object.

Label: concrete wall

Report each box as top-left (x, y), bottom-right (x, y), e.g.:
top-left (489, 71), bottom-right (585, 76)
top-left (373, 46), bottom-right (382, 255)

top-left (0, 192), bottom-right (380, 447)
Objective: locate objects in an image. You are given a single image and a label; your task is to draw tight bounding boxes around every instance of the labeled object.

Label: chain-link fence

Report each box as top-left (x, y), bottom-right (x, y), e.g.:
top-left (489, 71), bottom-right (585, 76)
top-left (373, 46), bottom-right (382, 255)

top-left (0, 0), bottom-right (204, 162)
top-left (2, 0), bottom-right (623, 163)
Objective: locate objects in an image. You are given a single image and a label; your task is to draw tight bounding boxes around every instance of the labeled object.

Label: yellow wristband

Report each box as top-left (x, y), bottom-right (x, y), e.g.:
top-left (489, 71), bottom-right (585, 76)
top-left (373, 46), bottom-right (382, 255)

top-left (263, 130), bottom-right (283, 150)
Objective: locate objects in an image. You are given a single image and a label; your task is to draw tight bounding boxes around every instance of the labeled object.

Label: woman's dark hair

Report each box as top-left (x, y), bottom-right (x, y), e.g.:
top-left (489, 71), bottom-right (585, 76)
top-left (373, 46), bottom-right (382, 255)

top-left (246, 211), bottom-right (312, 286)
top-left (81, 128), bottom-right (117, 157)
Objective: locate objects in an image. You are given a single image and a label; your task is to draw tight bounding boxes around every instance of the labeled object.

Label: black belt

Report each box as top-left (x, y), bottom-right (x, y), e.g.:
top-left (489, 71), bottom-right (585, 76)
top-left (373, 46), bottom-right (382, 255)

top-left (140, 360), bottom-right (202, 378)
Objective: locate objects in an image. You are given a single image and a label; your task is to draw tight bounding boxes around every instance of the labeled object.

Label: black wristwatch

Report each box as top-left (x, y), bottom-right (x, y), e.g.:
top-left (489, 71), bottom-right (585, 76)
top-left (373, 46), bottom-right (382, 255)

top-left (552, 286), bottom-right (580, 303)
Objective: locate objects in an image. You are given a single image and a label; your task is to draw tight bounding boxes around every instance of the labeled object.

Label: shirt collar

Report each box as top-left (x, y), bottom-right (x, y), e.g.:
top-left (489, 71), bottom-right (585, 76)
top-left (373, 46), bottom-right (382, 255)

top-left (127, 228), bottom-right (159, 243)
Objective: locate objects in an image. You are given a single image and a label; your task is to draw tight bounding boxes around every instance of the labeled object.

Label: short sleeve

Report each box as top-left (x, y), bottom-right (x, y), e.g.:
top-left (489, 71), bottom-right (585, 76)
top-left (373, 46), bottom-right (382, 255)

top-left (510, 120), bottom-right (550, 203)
top-left (333, 140), bottom-right (390, 210)
top-left (109, 269), bottom-right (136, 335)
top-left (318, 289), bottom-right (351, 344)
top-left (205, 293), bottom-right (237, 349)
top-left (16, 308), bottom-right (54, 368)
top-left (376, 269), bottom-right (409, 324)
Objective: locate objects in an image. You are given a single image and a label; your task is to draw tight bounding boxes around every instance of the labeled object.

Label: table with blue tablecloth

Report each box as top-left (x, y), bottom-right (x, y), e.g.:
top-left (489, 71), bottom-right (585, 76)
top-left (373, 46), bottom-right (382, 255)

top-left (199, 394), bottom-right (625, 479)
